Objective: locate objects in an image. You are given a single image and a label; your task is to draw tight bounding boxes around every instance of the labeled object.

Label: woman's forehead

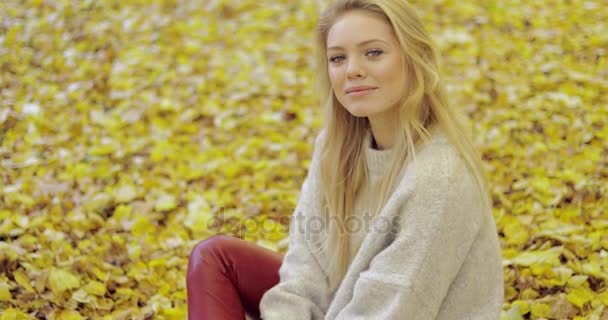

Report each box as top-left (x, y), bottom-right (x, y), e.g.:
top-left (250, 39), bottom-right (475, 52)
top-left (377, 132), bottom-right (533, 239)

top-left (327, 11), bottom-right (395, 48)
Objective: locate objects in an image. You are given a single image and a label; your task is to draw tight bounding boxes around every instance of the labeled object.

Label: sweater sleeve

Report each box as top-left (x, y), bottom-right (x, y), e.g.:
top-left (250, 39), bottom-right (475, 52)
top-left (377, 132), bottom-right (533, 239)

top-left (259, 131), bottom-right (331, 320)
top-left (334, 148), bottom-right (485, 320)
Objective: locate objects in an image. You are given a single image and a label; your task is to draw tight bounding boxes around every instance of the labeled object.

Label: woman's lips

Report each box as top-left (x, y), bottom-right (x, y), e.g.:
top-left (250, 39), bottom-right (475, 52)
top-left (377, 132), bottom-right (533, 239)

top-left (347, 88), bottom-right (377, 96)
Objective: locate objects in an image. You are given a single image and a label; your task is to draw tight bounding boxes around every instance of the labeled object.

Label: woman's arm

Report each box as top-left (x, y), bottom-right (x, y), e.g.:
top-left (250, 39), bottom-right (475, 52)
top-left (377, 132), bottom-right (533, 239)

top-left (259, 131), bottom-right (331, 320)
top-left (333, 148), bottom-right (490, 319)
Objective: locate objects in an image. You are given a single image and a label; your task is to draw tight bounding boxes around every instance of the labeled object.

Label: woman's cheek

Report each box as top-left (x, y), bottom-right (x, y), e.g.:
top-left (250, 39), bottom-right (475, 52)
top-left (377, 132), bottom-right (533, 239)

top-left (375, 61), bottom-right (393, 80)
top-left (328, 68), bottom-right (341, 84)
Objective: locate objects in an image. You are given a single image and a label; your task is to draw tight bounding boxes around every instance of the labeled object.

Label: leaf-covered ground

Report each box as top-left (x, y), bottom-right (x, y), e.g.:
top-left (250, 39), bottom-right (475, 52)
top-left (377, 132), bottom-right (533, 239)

top-left (0, 0), bottom-right (606, 319)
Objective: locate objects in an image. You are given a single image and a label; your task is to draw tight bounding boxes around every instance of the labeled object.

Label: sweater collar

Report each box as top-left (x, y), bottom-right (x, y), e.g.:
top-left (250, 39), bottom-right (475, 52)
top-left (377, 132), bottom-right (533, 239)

top-left (363, 129), bottom-right (394, 178)
top-left (362, 126), bottom-right (448, 178)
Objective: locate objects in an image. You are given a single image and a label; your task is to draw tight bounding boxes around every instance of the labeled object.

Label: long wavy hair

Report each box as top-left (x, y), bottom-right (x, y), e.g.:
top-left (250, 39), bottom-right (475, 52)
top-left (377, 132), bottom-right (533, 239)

top-left (313, 0), bottom-right (491, 292)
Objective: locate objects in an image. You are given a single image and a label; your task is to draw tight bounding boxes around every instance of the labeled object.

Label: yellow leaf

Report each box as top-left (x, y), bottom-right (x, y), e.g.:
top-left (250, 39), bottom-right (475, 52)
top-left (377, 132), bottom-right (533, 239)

top-left (582, 260), bottom-right (608, 281)
top-left (57, 310), bottom-right (84, 320)
top-left (83, 192), bottom-right (112, 213)
top-left (48, 268), bottom-right (81, 294)
top-left (595, 289), bottom-right (608, 306)
top-left (72, 288), bottom-right (92, 304)
top-left (155, 194), bottom-right (177, 212)
top-left (12, 215), bottom-right (29, 229)
top-left (6, 193), bottom-right (35, 208)
top-left (504, 303), bottom-right (523, 320)
top-left (158, 281), bottom-right (171, 296)
top-left (150, 141), bottom-right (171, 162)
top-left (13, 270), bottom-right (35, 293)
top-left (223, 162), bottom-right (240, 179)
top-left (521, 288), bottom-right (539, 299)
top-left (115, 287), bottom-right (134, 298)
top-left (504, 286), bottom-right (518, 300)
top-left (161, 307), bottom-right (186, 320)
top-left (0, 281), bottom-right (12, 301)
top-left (113, 204), bottom-right (133, 220)
top-left (160, 97), bottom-right (183, 112)
top-left (530, 302), bottom-right (552, 318)
top-left (0, 308), bottom-right (30, 320)
top-left (262, 219), bottom-right (287, 242)
top-left (567, 287), bottom-right (595, 308)
top-left (510, 300), bottom-right (530, 315)
top-left (551, 266), bottom-right (574, 286)
top-left (132, 216), bottom-right (154, 237)
top-left (89, 143), bottom-right (116, 156)
top-left (566, 275), bottom-right (589, 288)
top-left (530, 263), bottom-right (552, 276)
top-left (149, 293), bottom-right (173, 311)
top-left (185, 196), bottom-right (213, 234)
top-left (84, 280), bottom-right (106, 296)
top-left (530, 176), bottom-right (552, 195)
top-left (256, 239), bottom-right (278, 252)
top-left (511, 246), bottom-right (563, 267)
top-left (148, 258), bottom-right (167, 268)
top-left (90, 267), bottom-right (108, 281)
top-left (502, 217), bottom-right (529, 245)
top-left (113, 184), bottom-right (137, 203)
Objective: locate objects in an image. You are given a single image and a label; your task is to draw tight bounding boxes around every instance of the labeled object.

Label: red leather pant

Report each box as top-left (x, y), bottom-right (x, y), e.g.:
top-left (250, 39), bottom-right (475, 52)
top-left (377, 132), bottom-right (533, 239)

top-left (187, 235), bottom-right (284, 320)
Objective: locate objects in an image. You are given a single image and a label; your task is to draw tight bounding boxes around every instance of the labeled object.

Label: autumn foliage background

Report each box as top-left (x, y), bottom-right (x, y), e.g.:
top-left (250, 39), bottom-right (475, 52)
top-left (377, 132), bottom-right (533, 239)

top-left (0, 0), bottom-right (607, 319)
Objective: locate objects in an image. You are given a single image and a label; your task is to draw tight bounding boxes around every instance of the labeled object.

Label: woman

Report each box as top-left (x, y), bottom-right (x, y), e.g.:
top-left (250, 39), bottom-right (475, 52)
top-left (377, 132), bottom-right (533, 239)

top-left (187, 0), bottom-right (504, 319)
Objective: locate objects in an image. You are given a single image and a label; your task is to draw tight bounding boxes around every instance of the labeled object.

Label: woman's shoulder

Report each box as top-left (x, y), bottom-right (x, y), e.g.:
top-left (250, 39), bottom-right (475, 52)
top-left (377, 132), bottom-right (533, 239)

top-left (413, 129), bottom-right (459, 170)
top-left (313, 128), bottom-right (328, 149)
top-left (396, 130), bottom-right (486, 221)
top-left (409, 129), bottom-right (477, 193)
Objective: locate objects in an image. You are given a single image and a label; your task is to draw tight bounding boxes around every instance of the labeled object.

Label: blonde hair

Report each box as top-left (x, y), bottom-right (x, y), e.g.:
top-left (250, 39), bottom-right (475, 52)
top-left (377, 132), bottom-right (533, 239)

top-left (314, 0), bottom-right (491, 292)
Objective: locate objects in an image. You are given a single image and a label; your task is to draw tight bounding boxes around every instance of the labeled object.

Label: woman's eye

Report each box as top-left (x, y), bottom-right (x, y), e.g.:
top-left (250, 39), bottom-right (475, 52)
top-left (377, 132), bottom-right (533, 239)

top-left (329, 55), bottom-right (345, 63)
top-left (329, 50), bottom-right (382, 63)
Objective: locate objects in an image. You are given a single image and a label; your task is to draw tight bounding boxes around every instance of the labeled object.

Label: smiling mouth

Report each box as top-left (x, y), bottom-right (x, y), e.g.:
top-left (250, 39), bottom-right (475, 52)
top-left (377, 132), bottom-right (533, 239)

top-left (347, 88), bottom-right (377, 96)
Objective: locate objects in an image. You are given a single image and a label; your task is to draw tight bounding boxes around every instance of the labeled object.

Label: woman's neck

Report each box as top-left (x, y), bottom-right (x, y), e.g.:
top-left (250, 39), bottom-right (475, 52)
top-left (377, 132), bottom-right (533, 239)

top-left (368, 108), bottom-right (399, 150)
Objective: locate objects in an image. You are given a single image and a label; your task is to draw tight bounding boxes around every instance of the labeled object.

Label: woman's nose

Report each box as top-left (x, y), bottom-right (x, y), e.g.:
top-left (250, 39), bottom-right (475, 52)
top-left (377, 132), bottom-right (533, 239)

top-left (346, 58), bottom-right (366, 79)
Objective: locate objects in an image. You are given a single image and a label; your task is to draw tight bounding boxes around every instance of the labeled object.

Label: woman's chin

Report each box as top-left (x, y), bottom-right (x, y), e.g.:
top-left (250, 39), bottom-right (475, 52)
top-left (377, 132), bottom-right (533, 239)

top-left (345, 107), bottom-right (372, 118)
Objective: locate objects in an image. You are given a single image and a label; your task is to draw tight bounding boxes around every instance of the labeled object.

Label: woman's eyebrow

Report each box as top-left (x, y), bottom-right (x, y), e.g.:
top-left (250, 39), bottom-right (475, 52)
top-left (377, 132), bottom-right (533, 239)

top-left (327, 39), bottom-right (390, 51)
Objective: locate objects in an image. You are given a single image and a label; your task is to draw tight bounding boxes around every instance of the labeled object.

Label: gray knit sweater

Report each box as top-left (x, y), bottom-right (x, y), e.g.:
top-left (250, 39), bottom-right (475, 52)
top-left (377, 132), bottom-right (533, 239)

top-left (259, 128), bottom-right (504, 320)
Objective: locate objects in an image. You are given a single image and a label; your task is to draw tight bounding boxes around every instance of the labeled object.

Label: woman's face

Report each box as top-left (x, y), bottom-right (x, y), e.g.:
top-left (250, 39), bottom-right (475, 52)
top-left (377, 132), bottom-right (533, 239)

top-left (326, 10), bottom-right (406, 119)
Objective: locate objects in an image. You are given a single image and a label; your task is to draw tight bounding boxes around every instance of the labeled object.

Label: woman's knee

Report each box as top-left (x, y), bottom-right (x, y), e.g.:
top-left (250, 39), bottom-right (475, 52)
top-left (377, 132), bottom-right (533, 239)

top-left (189, 235), bottom-right (235, 264)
